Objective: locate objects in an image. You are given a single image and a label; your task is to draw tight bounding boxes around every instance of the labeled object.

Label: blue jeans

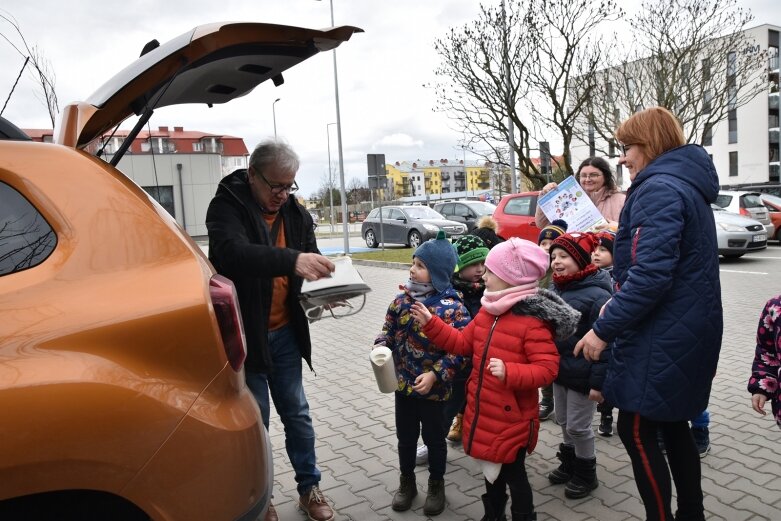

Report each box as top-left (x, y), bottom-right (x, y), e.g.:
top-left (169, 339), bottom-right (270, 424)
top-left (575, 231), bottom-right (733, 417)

top-left (691, 409), bottom-right (709, 430)
top-left (245, 325), bottom-right (320, 496)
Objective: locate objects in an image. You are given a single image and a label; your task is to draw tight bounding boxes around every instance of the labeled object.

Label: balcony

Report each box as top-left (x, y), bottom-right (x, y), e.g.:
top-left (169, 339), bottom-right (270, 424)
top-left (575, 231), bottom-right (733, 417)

top-left (770, 92), bottom-right (779, 110)
top-left (440, 174), bottom-right (450, 181)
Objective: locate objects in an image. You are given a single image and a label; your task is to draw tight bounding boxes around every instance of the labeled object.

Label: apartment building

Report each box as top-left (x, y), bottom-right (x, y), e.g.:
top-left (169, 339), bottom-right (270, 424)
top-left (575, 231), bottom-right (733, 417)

top-left (384, 159), bottom-right (492, 201)
top-left (571, 23), bottom-right (780, 188)
top-left (25, 126), bottom-right (250, 236)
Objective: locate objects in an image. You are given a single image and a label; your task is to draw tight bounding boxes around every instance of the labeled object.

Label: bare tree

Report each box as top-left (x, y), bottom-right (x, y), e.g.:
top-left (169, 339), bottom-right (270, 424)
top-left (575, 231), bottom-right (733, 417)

top-left (581, 0), bottom-right (768, 150)
top-left (1, 10), bottom-right (59, 126)
top-left (429, 2), bottom-right (538, 187)
top-left (430, 0), bottom-right (620, 189)
top-left (523, 0), bottom-right (622, 176)
top-left (346, 177), bottom-right (370, 205)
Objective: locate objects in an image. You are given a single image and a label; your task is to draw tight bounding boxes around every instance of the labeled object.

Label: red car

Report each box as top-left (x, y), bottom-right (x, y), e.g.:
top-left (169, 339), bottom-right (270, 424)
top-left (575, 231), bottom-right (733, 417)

top-left (760, 193), bottom-right (781, 242)
top-left (493, 191), bottom-right (542, 242)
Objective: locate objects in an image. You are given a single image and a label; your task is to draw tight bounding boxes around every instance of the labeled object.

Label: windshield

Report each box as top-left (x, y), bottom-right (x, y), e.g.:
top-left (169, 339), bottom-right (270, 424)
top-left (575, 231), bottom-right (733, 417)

top-left (404, 206), bottom-right (445, 219)
top-left (469, 202), bottom-right (497, 215)
top-left (741, 194), bottom-right (765, 208)
top-left (761, 194), bottom-right (781, 207)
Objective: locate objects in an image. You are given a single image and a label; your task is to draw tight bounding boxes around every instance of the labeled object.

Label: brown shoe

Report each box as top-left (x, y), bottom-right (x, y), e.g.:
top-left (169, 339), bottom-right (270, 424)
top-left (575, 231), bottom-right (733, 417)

top-left (298, 486), bottom-right (334, 521)
top-left (447, 413), bottom-right (463, 443)
top-left (263, 502), bottom-right (278, 521)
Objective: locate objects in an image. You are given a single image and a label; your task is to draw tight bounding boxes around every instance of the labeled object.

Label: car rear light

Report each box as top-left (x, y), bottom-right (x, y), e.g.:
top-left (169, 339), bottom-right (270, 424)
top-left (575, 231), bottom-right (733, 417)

top-left (209, 274), bottom-right (247, 371)
top-left (739, 208), bottom-right (750, 217)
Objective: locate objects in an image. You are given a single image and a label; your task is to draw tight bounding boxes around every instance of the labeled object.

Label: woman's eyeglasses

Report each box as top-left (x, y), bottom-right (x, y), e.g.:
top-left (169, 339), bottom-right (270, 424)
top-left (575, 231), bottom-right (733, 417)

top-left (619, 143), bottom-right (633, 156)
top-left (579, 173), bottom-right (603, 180)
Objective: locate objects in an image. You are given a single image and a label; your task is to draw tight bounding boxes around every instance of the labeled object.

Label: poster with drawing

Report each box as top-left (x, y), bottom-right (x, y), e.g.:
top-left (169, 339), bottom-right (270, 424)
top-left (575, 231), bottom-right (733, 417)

top-left (537, 176), bottom-right (608, 232)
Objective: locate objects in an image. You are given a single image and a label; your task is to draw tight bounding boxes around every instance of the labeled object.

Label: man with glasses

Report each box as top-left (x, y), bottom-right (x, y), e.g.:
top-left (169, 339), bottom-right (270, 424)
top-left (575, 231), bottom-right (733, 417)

top-left (206, 140), bottom-right (336, 521)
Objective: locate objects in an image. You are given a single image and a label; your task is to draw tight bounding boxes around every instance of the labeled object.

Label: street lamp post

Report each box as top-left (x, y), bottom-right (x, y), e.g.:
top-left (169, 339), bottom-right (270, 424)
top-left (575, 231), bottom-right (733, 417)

top-left (326, 122), bottom-right (337, 234)
top-left (317, 0), bottom-right (350, 254)
top-left (272, 98), bottom-right (281, 139)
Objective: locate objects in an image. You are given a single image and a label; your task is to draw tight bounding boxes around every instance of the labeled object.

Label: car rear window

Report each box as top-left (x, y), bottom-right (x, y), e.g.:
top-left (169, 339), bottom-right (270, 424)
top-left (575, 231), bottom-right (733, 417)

top-left (0, 181), bottom-right (57, 276)
top-left (714, 194), bottom-right (732, 208)
top-left (740, 194), bottom-right (764, 208)
top-left (503, 196), bottom-right (534, 216)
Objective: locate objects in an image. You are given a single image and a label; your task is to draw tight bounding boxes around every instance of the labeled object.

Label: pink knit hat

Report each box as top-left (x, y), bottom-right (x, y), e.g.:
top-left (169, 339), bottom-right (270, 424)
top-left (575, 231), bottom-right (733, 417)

top-left (484, 237), bottom-right (550, 286)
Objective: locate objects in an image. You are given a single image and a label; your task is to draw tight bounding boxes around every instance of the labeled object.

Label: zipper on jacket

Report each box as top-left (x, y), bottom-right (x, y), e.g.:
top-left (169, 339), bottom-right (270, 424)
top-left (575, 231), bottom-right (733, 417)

top-left (466, 316), bottom-right (500, 455)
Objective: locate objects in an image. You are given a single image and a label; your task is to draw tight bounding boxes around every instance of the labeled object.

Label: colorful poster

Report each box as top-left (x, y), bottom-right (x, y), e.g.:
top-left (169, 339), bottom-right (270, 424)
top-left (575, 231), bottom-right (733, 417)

top-left (537, 176), bottom-right (607, 232)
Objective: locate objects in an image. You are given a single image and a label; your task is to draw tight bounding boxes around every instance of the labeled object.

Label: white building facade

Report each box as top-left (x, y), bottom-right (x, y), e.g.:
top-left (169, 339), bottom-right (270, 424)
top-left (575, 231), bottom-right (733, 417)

top-left (571, 23), bottom-right (780, 189)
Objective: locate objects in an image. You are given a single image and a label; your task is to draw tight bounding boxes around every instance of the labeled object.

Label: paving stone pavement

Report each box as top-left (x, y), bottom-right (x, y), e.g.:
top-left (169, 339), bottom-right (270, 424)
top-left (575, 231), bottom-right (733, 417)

top-left (263, 254), bottom-right (781, 521)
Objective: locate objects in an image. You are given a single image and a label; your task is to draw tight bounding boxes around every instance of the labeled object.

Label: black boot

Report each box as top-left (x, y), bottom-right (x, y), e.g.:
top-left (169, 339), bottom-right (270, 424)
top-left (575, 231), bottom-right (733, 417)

top-left (479, 493), bottom-right (508, 521)
top-left (423, 478), bottom-right (446, 516)
top-left (539, 385), bottom-right (555, 421)
top-left (564, 456), bottom-right (599, 499)
top-left (548, 443), bottom-right (575, 484)
top-left (510, 509), bottom-right (537, 521)
top-left (391, 474), bottom-right (417, 511)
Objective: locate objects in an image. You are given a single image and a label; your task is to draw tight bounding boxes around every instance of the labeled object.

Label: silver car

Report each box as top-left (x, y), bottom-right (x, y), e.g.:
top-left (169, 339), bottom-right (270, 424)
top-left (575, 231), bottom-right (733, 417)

top-left (715, 190), bottom-right (776, 240)
top-left (712, 205), bottom-right (767, 258)
top-left (361, 205), bottom-right (467, 248)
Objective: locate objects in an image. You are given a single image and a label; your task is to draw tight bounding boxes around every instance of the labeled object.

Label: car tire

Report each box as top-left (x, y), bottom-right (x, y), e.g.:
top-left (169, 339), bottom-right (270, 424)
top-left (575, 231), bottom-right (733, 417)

top-left (364, 229), bottom-right (379, 248)
top-left (408, 230), bottom-right (422, 249)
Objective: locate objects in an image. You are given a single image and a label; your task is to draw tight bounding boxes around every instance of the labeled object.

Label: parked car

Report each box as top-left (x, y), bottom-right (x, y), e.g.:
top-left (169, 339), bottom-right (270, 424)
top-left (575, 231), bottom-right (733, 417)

top-left (712, 204), bottom-right (767, 258)
top-left (492, 191), bottom-right (542, 243)
top-left (0, 22), bottom-right (361, 521)
top-left (433, 200), bottom-right (497, 232)
top-left (361, 205), bottom-right (467, 248)
top-left (715, 190), bottom-right (776, 239)
top-left (759, 193), bottom-right (781, 242)
top-left (721, 183), bottom-right (781, 197)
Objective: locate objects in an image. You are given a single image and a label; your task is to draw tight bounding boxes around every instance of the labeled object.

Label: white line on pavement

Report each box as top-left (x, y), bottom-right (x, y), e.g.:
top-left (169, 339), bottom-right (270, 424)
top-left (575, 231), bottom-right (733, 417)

top-left (720, 269), bottom-right (769, 275)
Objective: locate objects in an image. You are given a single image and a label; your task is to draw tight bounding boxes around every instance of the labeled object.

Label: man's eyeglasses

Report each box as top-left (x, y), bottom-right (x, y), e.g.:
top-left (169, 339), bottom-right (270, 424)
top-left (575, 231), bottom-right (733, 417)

top-left (254, 168), bottom-right (299, 195)
top-left (579, 173), bottom-right (603, 180)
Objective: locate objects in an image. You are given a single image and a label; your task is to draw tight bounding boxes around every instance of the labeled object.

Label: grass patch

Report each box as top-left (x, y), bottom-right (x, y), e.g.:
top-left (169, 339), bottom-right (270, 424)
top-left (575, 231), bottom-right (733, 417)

top-left (350, 247), bottom-right (414, 264)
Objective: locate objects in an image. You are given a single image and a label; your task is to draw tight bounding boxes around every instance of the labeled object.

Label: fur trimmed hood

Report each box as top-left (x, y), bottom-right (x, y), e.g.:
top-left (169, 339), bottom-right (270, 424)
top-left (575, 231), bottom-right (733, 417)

top-left (512, 288), bottom-right (580, 341)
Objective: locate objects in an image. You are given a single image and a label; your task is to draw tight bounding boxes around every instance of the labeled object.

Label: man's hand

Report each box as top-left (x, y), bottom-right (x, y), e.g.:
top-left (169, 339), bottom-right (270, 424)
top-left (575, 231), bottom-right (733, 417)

top-left (295, 253), bottom-right (335, 281)
top-left (589, 389), bottom-right (604, 403)
top-left (574, 329), bottom-right (608, 361)
top-left (410, 302), bottom-right (432, 326)
top-left (412, 371), bottom-right (436, 395)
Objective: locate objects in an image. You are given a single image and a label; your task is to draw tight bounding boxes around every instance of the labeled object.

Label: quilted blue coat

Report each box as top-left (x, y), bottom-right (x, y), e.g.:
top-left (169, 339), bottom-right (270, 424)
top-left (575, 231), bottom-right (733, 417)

top-left (592, 144), bottom-right (723, 421)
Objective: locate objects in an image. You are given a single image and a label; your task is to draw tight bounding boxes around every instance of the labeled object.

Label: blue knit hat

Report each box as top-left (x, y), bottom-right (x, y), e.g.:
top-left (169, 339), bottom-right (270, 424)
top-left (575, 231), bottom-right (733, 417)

top-left (538, 219), bottom-right (568, 245)
top-left (414, 231), bottom-right (458, 293)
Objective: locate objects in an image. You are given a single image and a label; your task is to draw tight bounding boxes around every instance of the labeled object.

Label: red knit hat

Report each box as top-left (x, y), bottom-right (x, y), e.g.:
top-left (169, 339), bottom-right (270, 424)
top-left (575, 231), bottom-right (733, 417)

top-left (550, 232), bottom-right (598, 270)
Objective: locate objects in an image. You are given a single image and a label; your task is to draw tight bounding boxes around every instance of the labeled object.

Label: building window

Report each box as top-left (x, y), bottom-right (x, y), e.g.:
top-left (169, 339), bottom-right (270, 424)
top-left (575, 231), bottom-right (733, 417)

top-left (727, 51), bottom-right (737, 77)
top-left (703, 124), bottom-right (713, 147)
top-left (0, 181), bottom-right (56, 276)
top-left (143, 186), bottom-right (176, 218)
top-left (193, 142), bottom-right (203, 152)
top-left (728, 109), bottom-right (738, 144)
top-left (701, 58), bottom-right (711, 82)
top-left (729, 151), bottom-right (738, 177)
top-left (703, 91), bottom-right (712, 114)
top-left (588, 123), bottom-right (595, 157)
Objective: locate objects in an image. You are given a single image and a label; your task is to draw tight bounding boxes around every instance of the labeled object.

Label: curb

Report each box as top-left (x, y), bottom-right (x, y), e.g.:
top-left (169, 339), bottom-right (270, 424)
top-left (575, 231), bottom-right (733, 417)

top-left (351, 258), bottom-right (411, 270)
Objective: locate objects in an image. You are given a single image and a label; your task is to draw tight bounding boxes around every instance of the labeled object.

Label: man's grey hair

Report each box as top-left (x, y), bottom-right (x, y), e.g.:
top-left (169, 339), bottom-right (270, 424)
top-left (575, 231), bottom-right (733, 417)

top-left (248, 140), bottom-right (300, 176)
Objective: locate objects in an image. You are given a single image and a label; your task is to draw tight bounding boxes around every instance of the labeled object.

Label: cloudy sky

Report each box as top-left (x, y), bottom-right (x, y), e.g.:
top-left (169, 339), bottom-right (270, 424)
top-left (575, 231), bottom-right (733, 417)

top-left (1, 0), bottom-right (778, 197)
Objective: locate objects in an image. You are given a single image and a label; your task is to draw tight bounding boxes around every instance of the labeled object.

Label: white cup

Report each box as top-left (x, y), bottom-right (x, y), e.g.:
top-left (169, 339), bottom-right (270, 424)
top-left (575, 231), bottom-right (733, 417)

top-left (370, 346), bottom-right (397, 393)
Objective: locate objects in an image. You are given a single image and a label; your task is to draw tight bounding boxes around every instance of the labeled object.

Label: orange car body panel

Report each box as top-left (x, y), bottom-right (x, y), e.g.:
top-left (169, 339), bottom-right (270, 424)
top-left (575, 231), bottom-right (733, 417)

top-left (0, 141), bottom-right (269, 519)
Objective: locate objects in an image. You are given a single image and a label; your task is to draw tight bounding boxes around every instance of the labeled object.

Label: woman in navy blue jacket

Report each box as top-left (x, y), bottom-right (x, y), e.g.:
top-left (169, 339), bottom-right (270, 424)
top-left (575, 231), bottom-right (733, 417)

top-left (575, 107), bottom-right (723, 521)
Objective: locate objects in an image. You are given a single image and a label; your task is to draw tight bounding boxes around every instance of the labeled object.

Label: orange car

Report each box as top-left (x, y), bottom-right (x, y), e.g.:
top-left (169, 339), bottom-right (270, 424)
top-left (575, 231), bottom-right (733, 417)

top-left (0, 22), bottom-right (360, 520)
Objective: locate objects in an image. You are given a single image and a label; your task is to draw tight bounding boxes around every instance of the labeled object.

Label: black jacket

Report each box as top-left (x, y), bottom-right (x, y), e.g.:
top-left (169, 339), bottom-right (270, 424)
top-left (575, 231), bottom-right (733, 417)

top-left (205, 169), bottom-right (319, 373)
top-left (551, 269), bottom-right (612, 394)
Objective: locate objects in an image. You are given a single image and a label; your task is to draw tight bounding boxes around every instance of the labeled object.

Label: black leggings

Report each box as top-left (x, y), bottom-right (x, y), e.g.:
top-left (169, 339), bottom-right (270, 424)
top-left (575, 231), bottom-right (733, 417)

top-left (484, 448), bottom-right (533, 515)
top-left (617, 411), bottom-right (704, 521)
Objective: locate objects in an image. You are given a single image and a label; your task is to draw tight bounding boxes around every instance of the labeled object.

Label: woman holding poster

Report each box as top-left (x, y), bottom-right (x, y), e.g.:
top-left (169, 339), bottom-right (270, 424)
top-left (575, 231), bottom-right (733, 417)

top-left (535, 157), bottom-right (625, 231)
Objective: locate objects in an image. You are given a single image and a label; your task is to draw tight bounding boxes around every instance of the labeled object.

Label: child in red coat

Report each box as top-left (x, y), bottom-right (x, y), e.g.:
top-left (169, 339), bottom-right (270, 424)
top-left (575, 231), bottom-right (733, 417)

top-left (411, 238), bottom-right (580, 521)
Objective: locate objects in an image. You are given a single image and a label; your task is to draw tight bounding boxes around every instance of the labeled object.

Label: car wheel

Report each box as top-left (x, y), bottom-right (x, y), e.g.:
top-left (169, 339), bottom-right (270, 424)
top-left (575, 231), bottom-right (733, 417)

top-left (722, 253), bottom-right (744, 259)
top-left (408, 230), bottom-right (422, 249)
top-left (364, 229), bottom-right (379, 248)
